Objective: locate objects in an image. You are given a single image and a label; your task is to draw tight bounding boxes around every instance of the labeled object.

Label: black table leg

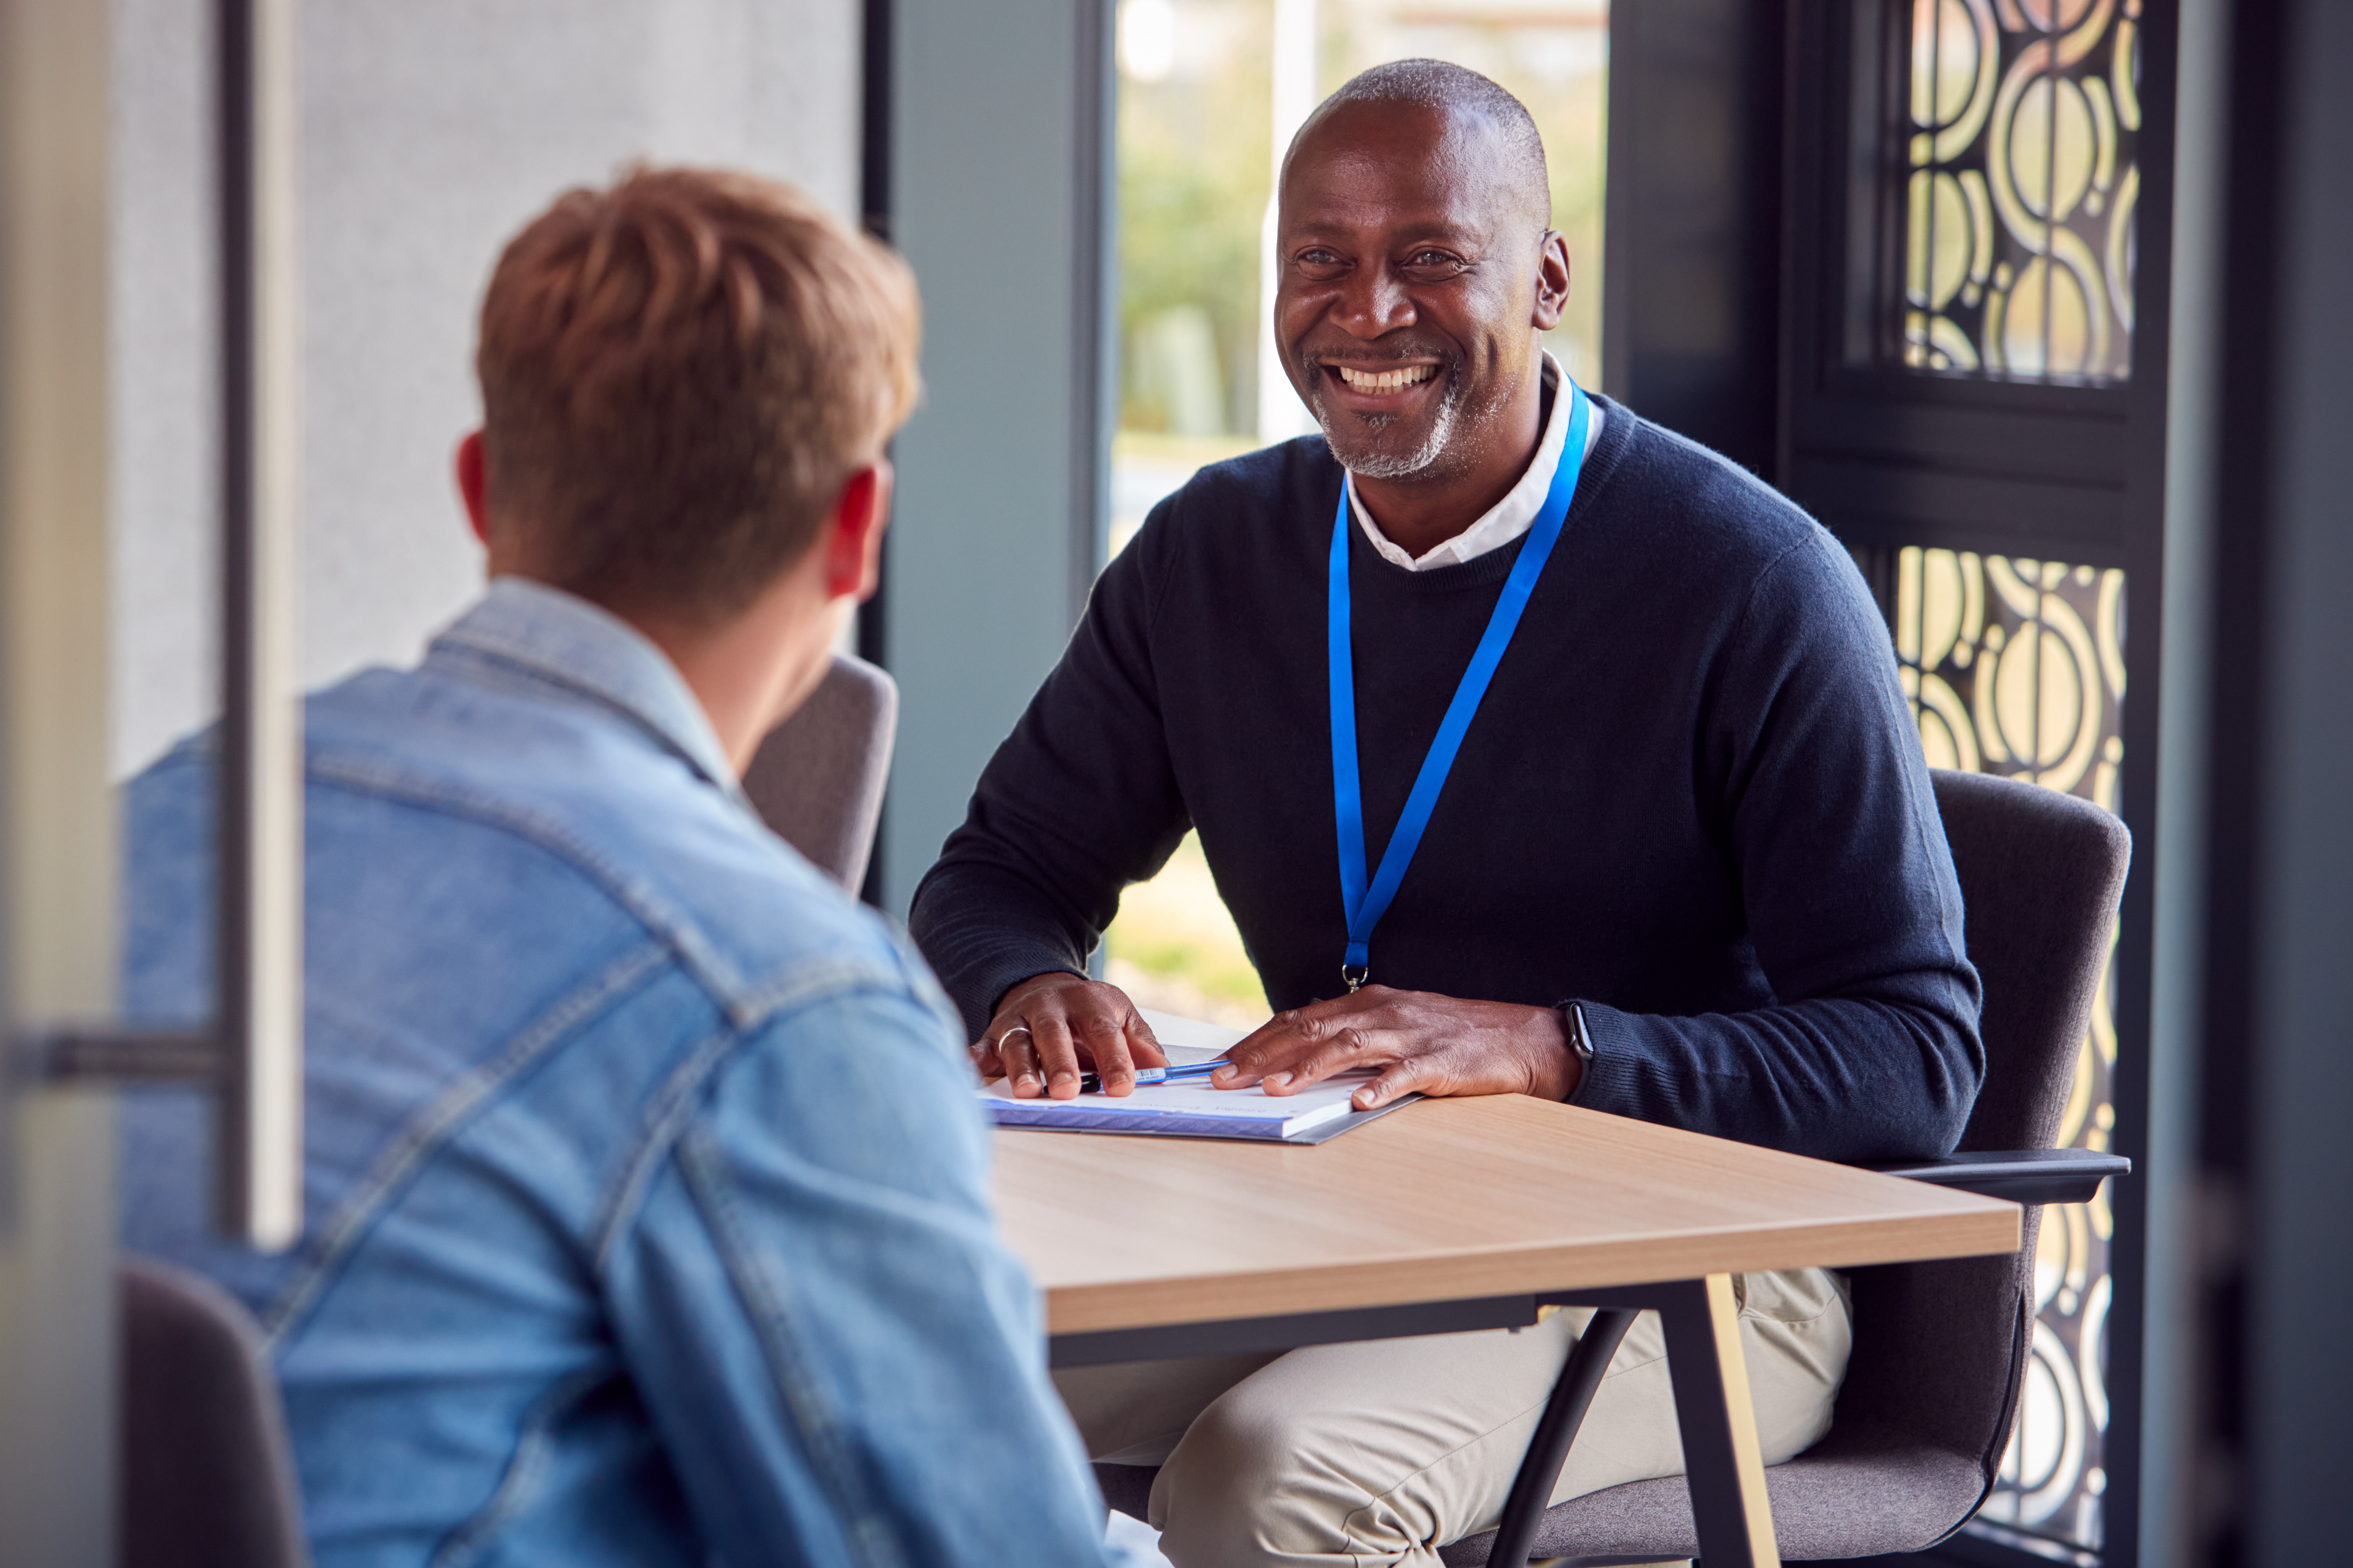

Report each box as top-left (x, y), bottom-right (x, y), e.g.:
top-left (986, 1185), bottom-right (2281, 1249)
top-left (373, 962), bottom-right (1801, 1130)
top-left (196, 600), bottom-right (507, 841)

top-left (1482, 1306), bottom-right (1638, 1565)
top-left (1497, 1275), bottom-right (1781, 1568)
top-left (1652, 1273), bottom-right (1779, 1568)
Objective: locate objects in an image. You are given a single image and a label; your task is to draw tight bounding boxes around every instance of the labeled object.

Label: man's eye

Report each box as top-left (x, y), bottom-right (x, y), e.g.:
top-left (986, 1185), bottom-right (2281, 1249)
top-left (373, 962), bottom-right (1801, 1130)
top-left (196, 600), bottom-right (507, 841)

top-left (1408, 250), bottom-right (1462, 269)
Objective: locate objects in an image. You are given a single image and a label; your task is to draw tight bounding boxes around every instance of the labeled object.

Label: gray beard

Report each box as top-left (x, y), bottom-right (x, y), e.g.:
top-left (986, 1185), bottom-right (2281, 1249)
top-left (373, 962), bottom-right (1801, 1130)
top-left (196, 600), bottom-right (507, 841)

top-left (1312, 375), bottom-right (1464, 480)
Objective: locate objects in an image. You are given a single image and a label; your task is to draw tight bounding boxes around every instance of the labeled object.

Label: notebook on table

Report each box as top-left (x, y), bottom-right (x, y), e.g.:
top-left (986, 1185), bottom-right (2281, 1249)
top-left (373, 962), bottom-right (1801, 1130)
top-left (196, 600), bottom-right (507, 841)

top-left (978, 1009), bottom-right (1418, 1144)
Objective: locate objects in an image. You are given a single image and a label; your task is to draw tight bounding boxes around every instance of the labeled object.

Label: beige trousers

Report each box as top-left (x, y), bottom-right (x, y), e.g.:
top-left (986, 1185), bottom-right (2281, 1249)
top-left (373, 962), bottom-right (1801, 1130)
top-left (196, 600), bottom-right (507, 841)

top-left (1055, 1268), bottom-right (1852, 1568)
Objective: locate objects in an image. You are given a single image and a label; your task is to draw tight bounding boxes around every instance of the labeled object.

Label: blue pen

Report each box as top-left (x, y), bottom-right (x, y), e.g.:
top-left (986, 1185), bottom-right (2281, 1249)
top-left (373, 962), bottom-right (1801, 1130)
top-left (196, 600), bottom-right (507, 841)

top-left (1078, 1058), bottom-right (1231, 1094)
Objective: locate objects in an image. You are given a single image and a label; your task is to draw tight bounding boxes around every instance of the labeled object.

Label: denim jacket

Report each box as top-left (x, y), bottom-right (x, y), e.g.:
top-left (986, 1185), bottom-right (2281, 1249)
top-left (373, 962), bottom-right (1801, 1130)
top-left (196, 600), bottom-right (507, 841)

top-left (120, 579), bottom-right (1113, 1568)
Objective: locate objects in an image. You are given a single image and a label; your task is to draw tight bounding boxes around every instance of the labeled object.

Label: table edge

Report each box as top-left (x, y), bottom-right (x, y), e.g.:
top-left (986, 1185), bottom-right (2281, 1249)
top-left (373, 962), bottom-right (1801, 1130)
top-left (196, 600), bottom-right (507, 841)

top-left (1037, 1205), bottom-right (2022, 1335)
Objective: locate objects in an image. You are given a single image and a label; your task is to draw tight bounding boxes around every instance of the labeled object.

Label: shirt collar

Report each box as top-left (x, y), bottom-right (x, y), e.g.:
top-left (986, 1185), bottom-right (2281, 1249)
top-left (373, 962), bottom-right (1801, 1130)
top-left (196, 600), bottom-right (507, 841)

top-left (1349, 351), bottom-right (1599, 572)
top-left (426, 576), bottom-right (743, 796)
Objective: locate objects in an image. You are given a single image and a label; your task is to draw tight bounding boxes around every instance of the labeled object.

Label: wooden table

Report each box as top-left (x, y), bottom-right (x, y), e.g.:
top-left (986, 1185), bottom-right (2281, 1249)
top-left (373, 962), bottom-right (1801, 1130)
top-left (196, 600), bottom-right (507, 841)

top-left (996, 1094), bottom-right (2018, 1568)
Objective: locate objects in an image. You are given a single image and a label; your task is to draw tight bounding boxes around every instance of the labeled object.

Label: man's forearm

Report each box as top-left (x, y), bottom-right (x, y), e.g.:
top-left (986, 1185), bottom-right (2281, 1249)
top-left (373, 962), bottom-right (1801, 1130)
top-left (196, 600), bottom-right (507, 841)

top-left (1572, 992), bottom-right (1982, 1162)
top-left (908, 858), bottom-right (1096, 1042)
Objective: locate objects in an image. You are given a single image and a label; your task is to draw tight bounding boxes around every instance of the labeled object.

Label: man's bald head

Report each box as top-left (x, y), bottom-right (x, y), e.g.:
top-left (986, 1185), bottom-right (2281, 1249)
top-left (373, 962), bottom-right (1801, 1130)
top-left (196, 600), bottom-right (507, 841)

top-left (1284, 60), bottom-right (1551, 235)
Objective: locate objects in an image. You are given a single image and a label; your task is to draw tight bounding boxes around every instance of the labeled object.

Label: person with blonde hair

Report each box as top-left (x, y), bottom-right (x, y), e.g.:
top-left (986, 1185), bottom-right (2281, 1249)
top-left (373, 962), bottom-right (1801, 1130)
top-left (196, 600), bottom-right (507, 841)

top-left (122, 167), bottom-right (1116, 1567)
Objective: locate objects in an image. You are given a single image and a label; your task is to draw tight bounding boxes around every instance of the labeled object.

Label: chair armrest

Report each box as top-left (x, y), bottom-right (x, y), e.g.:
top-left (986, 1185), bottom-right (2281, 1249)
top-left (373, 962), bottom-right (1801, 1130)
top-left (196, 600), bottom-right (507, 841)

top-left (1857, 1147), bottom-right (2130, 1204)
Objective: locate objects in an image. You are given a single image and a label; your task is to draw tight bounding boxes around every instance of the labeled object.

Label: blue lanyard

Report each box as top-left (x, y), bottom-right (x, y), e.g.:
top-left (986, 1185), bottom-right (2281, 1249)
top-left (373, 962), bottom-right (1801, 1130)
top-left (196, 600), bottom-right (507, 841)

top-left (1328, 381), bottom-right (1591, 992)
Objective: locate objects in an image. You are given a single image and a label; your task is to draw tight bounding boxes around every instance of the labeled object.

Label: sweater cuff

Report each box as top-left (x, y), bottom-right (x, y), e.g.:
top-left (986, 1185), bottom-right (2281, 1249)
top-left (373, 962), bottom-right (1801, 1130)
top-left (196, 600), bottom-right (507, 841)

top-left (1558, 998), bottom-right (1642, 1114)
top-left (956, 952), bottom-right (1088, 1043)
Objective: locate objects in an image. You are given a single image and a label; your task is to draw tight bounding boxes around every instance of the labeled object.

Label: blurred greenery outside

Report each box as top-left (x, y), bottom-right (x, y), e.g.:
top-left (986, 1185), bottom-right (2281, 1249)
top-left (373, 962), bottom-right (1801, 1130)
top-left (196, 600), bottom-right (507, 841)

top-left (1102, 834), bottom-right (1272, 1028)
top-left (1101, 0), bottom-right (1610, 1027)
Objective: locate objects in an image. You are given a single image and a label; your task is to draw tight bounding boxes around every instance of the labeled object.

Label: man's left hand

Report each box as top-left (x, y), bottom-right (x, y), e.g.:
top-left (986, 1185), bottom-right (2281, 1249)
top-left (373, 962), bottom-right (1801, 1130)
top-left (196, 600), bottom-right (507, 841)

top-left (1210, 986), bottom-right (1581, 1112)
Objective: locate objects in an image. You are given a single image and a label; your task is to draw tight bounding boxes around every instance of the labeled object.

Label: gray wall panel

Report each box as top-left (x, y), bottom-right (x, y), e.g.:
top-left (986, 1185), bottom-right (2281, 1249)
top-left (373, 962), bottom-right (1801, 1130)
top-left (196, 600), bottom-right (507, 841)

top-left (882, 0), bottom-right (1103, 912)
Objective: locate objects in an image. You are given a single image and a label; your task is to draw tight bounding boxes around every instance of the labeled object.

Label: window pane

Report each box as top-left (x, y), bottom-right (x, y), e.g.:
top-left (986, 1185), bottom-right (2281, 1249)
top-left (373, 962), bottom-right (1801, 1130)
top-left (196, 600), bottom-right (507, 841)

top-left (1866, 0), bottom-right (2141, 382)
top-left (1103, 0), bottom-right (1610, 1019)
top-left (1113, 0), bottom-right (1276, 566)
top-left (1893, 547), bottom-right (2123, 1561)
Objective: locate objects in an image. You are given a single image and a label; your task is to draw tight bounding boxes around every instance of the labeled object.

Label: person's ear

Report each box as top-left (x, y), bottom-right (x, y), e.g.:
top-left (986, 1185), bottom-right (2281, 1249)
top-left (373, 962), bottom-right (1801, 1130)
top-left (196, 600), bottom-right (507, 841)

top-left (822, 459), bottom-right (893, 604)
top-left (1532, 231), bottom-right (1571, 334)
top-left (456, 430), bottom-right (492, 546)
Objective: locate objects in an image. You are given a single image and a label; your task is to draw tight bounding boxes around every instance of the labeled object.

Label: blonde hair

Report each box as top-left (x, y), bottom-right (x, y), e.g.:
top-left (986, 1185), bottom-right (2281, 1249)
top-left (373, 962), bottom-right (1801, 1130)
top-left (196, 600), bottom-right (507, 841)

top-left (477, 165), bottom-right (920, 620)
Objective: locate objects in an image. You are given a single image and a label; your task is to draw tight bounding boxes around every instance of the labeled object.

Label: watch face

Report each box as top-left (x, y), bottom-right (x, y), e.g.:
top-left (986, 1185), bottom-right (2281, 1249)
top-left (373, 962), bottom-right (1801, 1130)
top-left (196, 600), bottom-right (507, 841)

top-left (1565, 1004), bottom-right (1595, 1062)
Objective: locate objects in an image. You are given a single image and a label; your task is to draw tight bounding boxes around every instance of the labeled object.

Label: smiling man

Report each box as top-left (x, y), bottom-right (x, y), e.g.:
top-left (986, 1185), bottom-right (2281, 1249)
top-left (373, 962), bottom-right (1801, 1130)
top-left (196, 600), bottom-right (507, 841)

top-left (911, 61), bottom-right (1982, 1567)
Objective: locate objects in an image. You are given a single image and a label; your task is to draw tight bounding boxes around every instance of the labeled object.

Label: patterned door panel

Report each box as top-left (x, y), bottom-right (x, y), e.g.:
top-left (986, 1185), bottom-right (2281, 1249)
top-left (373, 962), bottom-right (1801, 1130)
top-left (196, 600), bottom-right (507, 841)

top-left (1894, 544), bottom-right (2121, 1562)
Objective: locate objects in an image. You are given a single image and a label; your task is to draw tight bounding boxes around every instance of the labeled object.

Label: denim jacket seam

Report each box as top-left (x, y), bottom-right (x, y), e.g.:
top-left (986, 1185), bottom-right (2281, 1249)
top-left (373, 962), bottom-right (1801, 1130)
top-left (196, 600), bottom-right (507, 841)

top-left (587, 961), bottom-right (938, 1272)
top-left (676, 1125), bottom-right (913, 1568)
top-left (721, 952), bottom-right (917, 1037)
top-left (423, 1363), bottom-right (612, 1568)
top-left (587, 1025), bottom-right (739, 1274)
top-left (311, 747), bottom-right (894, 1038)
top-left (260, 942), bottom-right (673, 1347)
top-left (304, 750), bottom-right (759, 1009)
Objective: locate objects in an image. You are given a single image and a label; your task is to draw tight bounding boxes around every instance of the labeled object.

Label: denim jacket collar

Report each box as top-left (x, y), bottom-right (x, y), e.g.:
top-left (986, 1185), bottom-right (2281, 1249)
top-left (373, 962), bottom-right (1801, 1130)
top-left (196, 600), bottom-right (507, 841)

top-left (427, 577), bottom-right (744, 799)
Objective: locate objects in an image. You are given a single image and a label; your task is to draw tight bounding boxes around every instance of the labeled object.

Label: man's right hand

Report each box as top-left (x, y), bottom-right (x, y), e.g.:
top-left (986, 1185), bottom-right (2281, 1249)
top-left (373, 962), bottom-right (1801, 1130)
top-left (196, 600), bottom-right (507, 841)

top-left (974, 972), bottom-right (1169, 1100)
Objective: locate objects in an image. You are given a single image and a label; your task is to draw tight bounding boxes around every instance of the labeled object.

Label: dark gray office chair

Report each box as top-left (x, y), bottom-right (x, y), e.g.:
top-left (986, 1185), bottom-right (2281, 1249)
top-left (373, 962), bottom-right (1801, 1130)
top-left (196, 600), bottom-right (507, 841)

top-left (1436, 768), bottom-right (2134, 1564)
top-left (120, 1254), bottom-right (308, 1568)
top-left (741, 652), bottom-right (898, 892)
top-left (1097, 771), bottom-right (2133, 1564)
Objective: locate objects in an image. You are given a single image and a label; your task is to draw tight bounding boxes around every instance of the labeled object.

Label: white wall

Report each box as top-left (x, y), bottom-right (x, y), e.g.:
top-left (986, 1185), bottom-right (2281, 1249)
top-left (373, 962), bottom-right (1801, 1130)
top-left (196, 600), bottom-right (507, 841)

top-left (110, 0), bottom-right (860, 777)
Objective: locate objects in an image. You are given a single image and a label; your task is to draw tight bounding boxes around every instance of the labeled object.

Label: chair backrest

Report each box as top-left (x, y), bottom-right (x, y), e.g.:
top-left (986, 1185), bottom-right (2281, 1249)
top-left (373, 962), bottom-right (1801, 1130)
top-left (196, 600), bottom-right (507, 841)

top-left (740, 652), bottom-right (898, 892)
top-left (120, 1254), bottom-right (308, 1568)
top-left (1819, 771), bottom-right (2130, 1484)
top-left (1935, 769), bottom-right (2133, 1156)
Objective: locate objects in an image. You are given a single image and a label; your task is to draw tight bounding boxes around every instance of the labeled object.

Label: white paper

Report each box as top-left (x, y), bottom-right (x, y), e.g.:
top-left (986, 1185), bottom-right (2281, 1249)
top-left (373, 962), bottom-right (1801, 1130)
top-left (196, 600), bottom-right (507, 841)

top-left (979, 1008), bottom-right (1371, 1139)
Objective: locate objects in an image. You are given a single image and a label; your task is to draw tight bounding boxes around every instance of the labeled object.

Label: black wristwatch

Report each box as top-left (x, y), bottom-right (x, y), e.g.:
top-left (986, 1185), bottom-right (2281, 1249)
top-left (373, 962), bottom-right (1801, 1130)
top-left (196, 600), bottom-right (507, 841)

top-left (1555, 1001), bottom-right (1595, 1100)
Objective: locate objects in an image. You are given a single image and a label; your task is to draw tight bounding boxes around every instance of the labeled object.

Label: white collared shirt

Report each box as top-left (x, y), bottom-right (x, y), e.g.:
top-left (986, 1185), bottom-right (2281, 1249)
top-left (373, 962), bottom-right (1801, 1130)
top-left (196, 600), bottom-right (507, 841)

top-left (1348, 351), bottom-right (1603, 571)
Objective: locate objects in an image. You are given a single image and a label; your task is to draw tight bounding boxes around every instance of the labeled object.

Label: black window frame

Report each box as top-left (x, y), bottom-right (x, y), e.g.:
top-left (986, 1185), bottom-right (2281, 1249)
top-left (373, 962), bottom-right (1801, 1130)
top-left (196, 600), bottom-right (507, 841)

top-left (1779, 5), bottom-right (2185, 1565)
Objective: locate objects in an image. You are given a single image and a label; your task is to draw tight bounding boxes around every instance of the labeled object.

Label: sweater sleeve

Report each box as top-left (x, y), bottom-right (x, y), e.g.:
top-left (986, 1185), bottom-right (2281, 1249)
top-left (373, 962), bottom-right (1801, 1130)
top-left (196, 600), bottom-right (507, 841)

top-left (908, 508), bottom-right (1193, 1041)
top-left (1571, 531), bottom-right (1986, 1162)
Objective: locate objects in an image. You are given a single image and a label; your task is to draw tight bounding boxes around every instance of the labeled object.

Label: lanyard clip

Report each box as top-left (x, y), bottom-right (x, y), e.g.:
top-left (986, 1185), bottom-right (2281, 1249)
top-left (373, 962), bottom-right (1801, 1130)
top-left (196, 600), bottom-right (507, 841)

top-left (1341, 964), bottom-right (1369, 994)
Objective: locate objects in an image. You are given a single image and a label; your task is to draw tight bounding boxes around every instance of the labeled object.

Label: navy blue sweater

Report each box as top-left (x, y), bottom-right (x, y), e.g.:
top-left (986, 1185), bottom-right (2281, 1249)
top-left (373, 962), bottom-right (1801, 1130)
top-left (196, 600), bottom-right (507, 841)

top-left (909, 398), bottom-right (1982, 1161)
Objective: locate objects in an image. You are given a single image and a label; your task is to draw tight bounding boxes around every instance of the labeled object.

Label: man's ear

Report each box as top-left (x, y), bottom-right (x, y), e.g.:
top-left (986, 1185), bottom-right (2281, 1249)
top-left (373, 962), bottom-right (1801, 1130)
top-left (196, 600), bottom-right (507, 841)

top-left (822, 460), bottom-right (893, 603)
top-left (456, 430), bottom-right (492, 546)
top-left (1531, 231), bottom-right (1571, 334)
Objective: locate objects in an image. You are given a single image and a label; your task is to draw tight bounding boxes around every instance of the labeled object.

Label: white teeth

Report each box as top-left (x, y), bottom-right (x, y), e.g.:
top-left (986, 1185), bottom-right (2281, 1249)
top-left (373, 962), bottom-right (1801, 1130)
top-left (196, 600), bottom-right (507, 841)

top-left (1335, 363), bottom-right (1436, 392)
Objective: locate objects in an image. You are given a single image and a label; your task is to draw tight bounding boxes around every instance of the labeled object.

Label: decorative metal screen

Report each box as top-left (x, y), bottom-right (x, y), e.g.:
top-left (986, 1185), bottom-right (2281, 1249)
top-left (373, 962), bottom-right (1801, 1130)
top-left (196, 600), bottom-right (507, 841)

top-left (1893, 547), bottom-right (2121, 1561)
top-left (1895, 0), bottom-right (2143, 380)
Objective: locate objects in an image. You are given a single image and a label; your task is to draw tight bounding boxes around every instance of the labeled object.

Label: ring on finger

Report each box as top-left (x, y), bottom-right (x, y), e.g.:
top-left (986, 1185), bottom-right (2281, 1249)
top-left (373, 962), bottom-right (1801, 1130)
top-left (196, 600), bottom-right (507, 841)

top-left (994, 1025), bottom-right (1034, 1056)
